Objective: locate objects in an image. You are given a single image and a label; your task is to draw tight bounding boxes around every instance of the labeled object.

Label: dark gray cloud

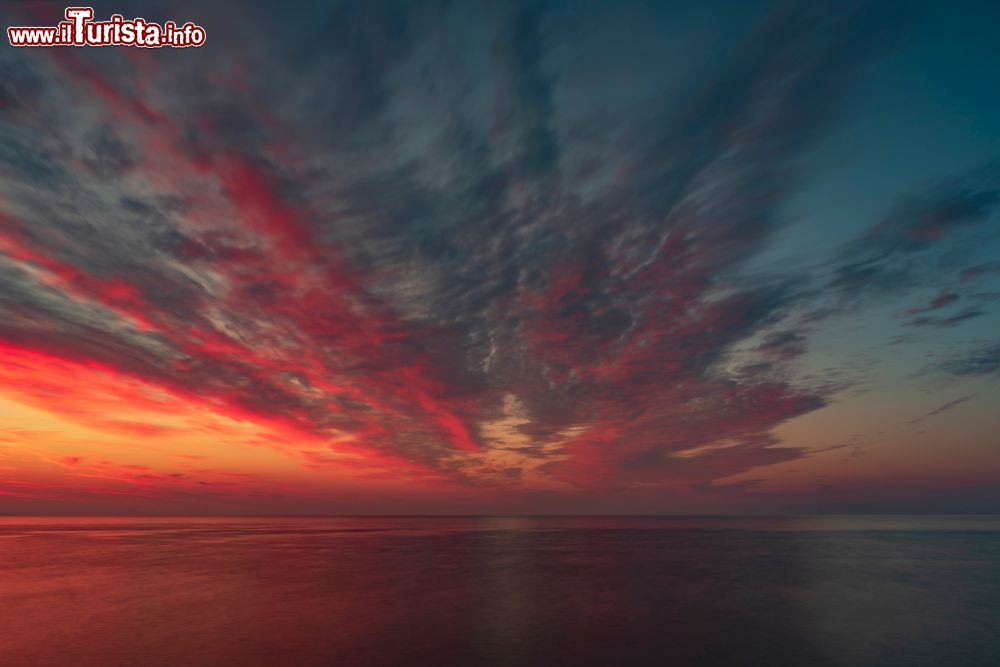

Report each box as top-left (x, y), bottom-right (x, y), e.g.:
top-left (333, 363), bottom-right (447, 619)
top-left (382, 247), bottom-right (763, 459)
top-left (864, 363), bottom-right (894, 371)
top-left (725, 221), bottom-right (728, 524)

top-left (832, 162), bottom-right (1000, 298)
top-left (937, 343), bottom-right (1000, 378)
top-left (906, 394), bottom-right (975, 425)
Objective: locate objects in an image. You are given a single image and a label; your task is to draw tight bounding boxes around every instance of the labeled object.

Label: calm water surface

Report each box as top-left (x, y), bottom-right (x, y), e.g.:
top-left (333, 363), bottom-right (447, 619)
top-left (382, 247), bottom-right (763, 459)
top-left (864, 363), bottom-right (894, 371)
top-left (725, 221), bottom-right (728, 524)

top-left (1, 516), bottom-right (999, 666)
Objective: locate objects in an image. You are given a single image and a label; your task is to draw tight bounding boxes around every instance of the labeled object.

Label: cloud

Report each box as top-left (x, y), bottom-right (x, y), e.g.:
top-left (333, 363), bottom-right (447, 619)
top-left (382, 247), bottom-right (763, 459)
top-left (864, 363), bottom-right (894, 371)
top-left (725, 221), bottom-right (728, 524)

top-left (832, 162), bottom-right (1000, 298)
top-left (936, 343), bottom-right (1000, 378)
top-left (904, 306), bottom-right (985, 328)
top-left (754, 330), bottom-right (809, 361)
top-left (903, 289), bottom-right (959, 316)
top-left (906, 394), bottom-right (975, 425)
top-left (6, 0), bottom-right (989, 509)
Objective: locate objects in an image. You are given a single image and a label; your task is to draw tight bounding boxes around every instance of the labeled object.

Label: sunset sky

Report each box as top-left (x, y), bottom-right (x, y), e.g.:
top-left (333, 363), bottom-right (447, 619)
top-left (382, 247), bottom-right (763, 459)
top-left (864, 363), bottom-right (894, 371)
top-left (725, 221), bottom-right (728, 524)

top-left (0, 0), bottom-right (998, 514)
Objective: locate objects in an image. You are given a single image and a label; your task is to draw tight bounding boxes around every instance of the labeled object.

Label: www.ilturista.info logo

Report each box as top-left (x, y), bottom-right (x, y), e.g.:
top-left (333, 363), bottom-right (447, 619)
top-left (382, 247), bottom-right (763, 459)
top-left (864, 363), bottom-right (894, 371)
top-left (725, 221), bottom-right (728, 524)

top-left (7, 7), bottom-right (206, 48)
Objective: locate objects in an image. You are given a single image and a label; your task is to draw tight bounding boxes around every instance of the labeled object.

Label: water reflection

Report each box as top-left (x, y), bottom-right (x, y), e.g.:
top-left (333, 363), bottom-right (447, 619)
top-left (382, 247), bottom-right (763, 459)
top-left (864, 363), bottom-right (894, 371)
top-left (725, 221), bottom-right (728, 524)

top-left (0, 516), bottom-right (998, 666)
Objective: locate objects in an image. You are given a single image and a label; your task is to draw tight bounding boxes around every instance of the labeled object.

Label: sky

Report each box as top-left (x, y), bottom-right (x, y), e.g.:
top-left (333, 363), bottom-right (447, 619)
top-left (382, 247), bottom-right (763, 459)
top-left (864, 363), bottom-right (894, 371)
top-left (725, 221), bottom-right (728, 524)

top-left (0, 0), bottom-right (998, 515)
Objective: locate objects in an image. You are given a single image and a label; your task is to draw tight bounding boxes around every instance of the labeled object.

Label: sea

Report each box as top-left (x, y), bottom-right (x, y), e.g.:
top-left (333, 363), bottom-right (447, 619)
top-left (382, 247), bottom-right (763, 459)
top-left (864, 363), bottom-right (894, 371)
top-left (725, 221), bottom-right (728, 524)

top-left (1, 515), bottom-right (998, 666)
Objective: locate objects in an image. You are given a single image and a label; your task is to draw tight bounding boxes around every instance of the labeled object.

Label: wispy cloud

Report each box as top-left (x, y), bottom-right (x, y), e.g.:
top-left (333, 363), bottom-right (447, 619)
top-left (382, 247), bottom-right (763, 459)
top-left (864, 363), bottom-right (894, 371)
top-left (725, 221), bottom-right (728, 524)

top-left (906, 394), bottom-right (975, 425)
top-left (0, 0), bottom-right (997, 510)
